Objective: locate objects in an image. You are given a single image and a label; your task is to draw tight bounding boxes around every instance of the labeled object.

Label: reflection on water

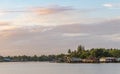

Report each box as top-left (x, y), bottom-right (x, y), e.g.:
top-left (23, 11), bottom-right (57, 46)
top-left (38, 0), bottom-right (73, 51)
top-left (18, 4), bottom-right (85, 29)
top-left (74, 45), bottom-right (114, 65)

top-left (0, 62), bottom-right (120, 74)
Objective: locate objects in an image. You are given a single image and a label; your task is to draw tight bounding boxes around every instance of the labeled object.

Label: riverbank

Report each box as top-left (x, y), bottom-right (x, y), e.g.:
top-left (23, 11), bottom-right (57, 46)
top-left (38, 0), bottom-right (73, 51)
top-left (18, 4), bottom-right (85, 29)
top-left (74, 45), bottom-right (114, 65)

top-left (1, 45), bottom-right (120, 63)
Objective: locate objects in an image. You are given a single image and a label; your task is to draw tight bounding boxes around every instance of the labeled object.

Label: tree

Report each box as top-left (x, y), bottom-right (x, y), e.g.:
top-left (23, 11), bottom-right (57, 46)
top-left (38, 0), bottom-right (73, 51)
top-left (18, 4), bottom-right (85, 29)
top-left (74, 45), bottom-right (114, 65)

top-left (90, 48), bottom-right (105, 58)
top-left (77, 45), bottom-right (85, 53)
top-left (68, 49), bottom-right (71, 54)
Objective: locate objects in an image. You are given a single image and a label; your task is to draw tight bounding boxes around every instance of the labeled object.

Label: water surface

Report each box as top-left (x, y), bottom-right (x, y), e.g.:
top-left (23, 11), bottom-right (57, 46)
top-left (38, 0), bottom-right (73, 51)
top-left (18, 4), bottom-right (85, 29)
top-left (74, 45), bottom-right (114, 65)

top-left (0, 62), bottom-right (120, 74)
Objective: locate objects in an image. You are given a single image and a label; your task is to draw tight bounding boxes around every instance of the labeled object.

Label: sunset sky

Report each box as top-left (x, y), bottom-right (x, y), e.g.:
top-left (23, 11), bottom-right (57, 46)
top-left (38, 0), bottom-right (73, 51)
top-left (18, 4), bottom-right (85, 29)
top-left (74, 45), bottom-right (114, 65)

top-left (0, 0), bottom-right (120, 56)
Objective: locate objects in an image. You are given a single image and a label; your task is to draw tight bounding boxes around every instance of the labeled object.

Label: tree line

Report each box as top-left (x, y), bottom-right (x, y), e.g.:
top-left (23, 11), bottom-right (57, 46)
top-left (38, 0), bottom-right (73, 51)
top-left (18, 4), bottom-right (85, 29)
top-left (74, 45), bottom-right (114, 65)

top-left (67, 45), bottom-right (120, 59)
top-left (0, 45), bottom-right (120, 62)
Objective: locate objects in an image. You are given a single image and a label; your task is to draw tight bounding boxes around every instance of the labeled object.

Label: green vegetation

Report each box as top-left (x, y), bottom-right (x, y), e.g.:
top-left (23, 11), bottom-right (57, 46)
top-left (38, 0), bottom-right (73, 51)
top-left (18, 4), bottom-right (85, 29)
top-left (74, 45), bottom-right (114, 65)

top-left (67, 45), bottom-right (120, 59)
top-left (1, 45), bottom-right (120, 62)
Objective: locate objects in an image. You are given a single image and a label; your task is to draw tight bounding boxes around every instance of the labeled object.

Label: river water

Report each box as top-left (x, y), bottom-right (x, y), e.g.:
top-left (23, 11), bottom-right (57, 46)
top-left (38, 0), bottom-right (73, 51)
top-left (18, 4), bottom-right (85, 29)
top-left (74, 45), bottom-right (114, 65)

top-left (0, 62), bottom-right (120, 74)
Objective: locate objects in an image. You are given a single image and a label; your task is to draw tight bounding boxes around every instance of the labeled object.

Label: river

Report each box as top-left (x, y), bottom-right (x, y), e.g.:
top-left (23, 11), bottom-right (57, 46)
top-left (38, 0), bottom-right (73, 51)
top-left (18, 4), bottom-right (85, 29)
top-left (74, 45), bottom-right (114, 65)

top-left (0, 62), bottom-right (120, 74)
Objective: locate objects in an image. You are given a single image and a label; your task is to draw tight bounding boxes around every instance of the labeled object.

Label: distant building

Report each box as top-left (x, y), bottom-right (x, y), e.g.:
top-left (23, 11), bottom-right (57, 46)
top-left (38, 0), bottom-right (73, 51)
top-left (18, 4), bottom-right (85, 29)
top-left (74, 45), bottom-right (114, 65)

top-left (99, 57), bottom-right (116, 63)
top-left (66, 57), bottom-right (82, 63)
top-left (82, 58), bottom-right (99, 63)
top-left (0, 56), bottom-right (3, 62)
top-left (82, 59), bottom-right (94, 63)
top-left (116, 58), bottom-right (120, 62)
top-left (4, 58), bottom-right (11, 62)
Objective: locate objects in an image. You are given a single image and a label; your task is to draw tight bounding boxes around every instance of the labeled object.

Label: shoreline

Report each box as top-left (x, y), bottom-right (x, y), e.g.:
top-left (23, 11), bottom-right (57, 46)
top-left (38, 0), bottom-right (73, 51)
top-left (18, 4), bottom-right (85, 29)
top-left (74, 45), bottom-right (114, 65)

top-left (1, 61), bottom-right (120, 64)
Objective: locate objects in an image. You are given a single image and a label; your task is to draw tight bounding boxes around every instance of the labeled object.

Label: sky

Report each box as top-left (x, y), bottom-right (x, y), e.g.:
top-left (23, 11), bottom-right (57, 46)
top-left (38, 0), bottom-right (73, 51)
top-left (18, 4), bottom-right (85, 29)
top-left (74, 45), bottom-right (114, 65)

top-left (0, 0), bottom-right (120, 56)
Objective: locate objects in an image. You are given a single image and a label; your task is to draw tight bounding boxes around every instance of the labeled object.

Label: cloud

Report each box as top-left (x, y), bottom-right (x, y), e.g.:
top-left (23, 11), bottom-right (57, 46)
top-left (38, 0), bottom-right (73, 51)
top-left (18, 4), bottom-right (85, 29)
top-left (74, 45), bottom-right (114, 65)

top-left (101, 34), bottom-right (120, 41)
top-left (10, 10), bottom-right (102, 27)
top-left (103, 3), bottom-right (120, 8)
top-left (0, 26), bottom-right (17, 31)
top-left (30, 5), bottom-right (73, 15)
top-left (0, 5), bottom-right (73, 15)
top-left (0, 21), bottom-right (10, 26)
top-left (62, 33), bottom-right (89, 37)
top-left (0, 17), bottom-right (120, 56)
top-left (0, 5), bottom-right (105, 28)
top-left (0, 25), bottom-right (18, 39)
top-left (0, 5), bottom-right (78, 27)
top-left (103, 3), bottom-right (113, 8)
top-left (1, 4), bottom-right (120, 55)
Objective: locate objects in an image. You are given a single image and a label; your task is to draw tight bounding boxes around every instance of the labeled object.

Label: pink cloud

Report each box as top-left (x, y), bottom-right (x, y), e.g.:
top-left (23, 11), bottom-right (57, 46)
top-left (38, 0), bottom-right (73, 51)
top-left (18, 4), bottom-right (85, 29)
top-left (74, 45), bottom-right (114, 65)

top-left (30, 5), bottom-right (73, 15)
top-left (0, 21), bottom-right (10, 26)
top-left (0, 5), bottom-right (73, 15)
